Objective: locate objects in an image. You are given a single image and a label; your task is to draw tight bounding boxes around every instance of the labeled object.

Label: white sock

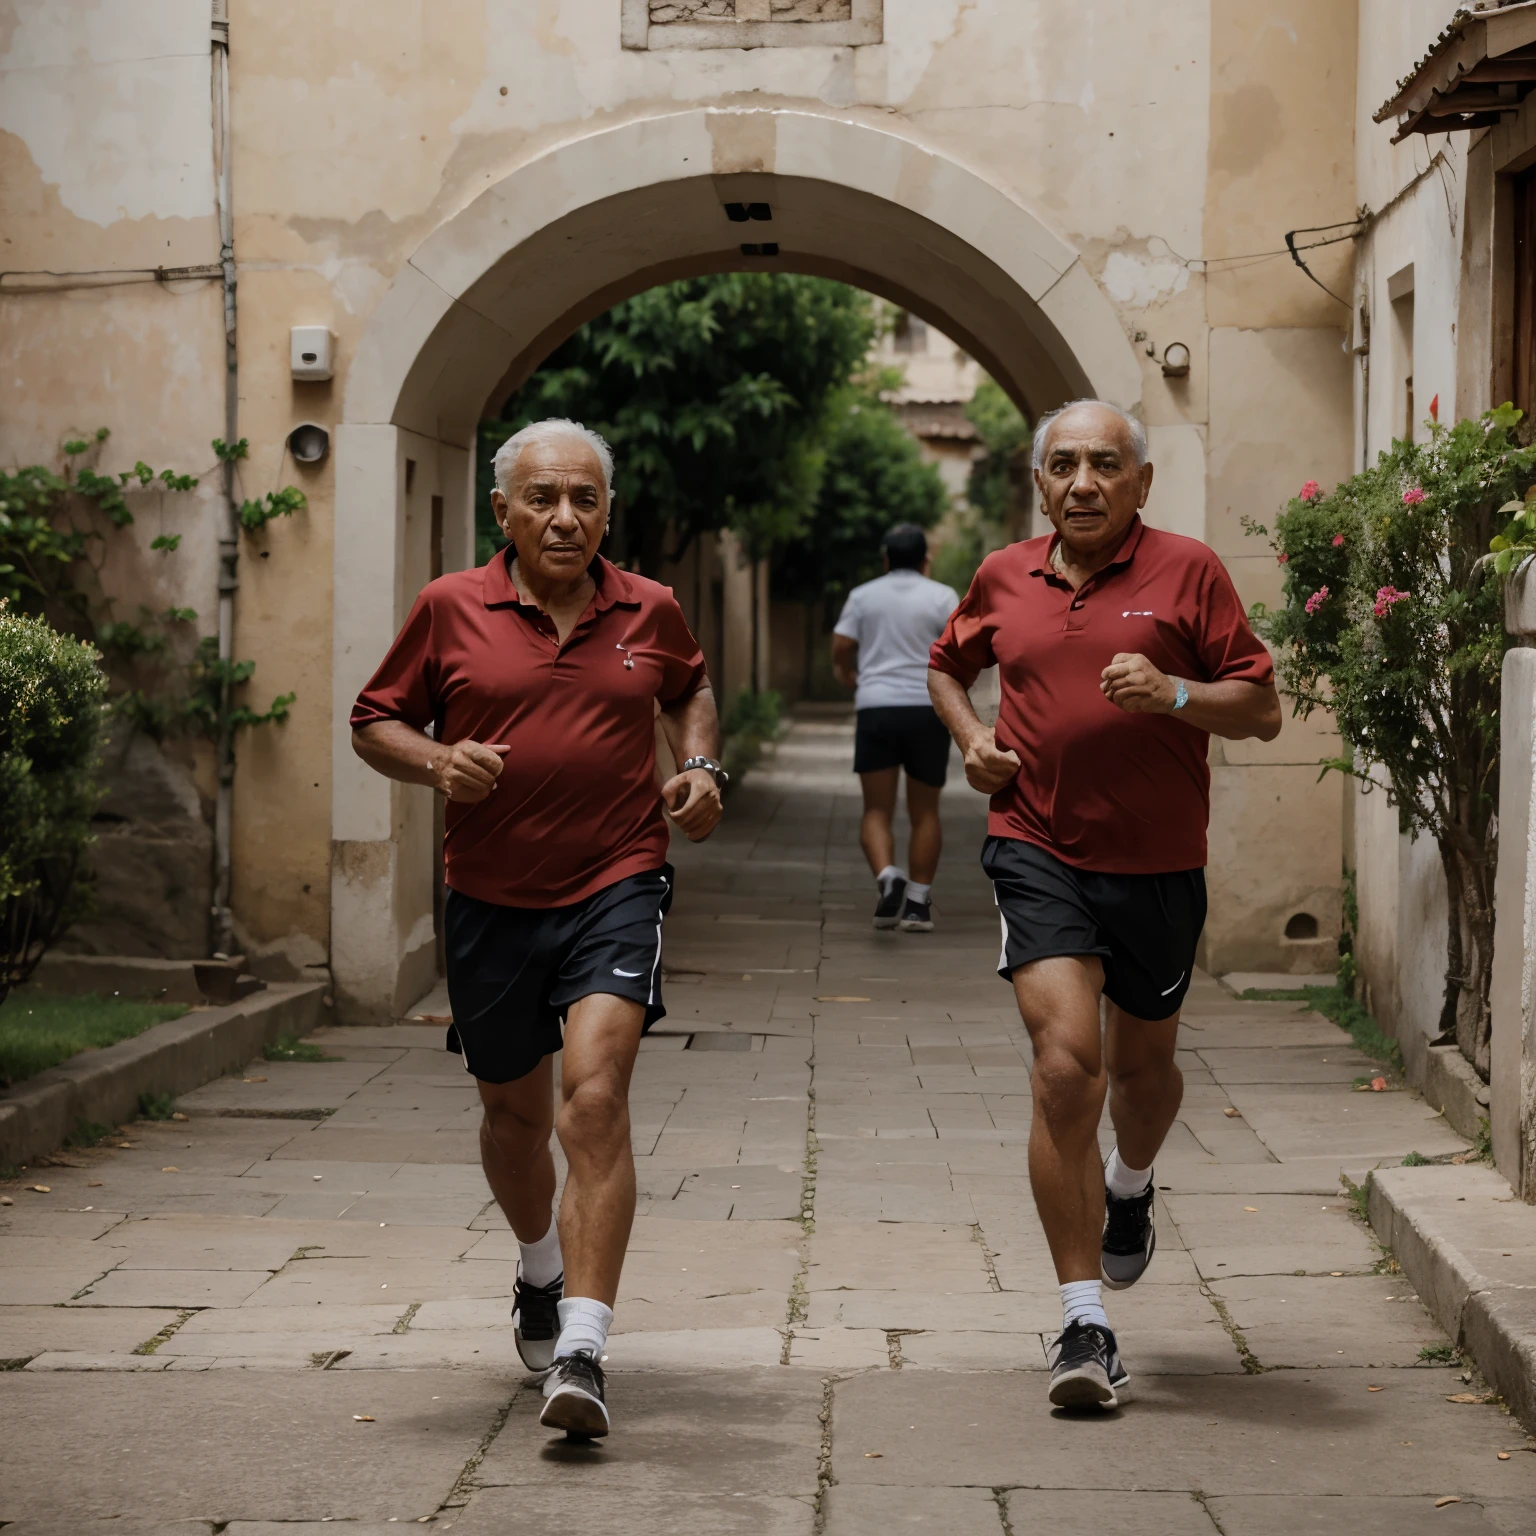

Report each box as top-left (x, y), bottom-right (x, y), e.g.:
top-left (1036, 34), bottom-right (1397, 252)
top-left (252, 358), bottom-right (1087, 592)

top-left (518, 1219), bottom-right (563, 1288)
top-left (1060, 1279), bottom-right (1109, 1332)
top-left (876, 864), bottom-right (906, 893)
top-left (1105, 1147), bottom-right (1152, 1199)
top-left (554, 1296), bottom-right (613, 1360)
top-left (906, 880), bottom-right (932, 905)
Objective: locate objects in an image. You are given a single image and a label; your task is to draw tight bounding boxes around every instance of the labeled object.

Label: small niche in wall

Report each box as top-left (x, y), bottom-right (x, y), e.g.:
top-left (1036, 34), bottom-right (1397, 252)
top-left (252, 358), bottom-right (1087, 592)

top-left (1283, 912), bottom-right (1319, 941)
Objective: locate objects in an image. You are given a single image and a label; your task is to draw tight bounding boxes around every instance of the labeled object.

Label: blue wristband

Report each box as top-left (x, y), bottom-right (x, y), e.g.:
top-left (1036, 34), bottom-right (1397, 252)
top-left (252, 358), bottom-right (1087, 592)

top-left (1172, 679), bottom-right (1189, 711)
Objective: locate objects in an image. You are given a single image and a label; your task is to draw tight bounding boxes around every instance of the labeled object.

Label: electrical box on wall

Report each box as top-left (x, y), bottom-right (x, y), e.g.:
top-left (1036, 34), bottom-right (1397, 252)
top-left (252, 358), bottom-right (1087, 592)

top-left (290, 326), bottom-right (335, 381)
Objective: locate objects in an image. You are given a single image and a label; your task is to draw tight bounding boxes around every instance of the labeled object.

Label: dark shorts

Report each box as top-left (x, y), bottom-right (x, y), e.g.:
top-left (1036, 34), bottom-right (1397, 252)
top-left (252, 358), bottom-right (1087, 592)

top-left (853, 705), bottom-right (951, 787)
top-left (982, 836), bottom-right (1205, 1021)
top-left (443, 865), bottom-right (673, 1084)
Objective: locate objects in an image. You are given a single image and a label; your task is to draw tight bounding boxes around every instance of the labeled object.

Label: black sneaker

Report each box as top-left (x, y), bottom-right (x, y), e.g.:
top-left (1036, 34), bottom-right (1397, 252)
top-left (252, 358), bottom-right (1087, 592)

top-left (873, 876), bottom-right (907, 929)
top-left (898, 898), bottom-right (933, 932)
top-left (539, 1349), bottom-right (609, 1438)
top-left (1047, 1320), bottom-right (1129, 1410)
top-left (1102, 1177), bottom-right (1156, 1291)
top-left (512, 1268), bottom-right (563, 1373)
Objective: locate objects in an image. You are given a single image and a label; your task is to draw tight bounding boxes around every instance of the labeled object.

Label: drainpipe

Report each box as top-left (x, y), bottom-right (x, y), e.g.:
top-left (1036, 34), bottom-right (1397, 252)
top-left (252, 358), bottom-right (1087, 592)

top-left (210, 0), bottom-right (239, 957)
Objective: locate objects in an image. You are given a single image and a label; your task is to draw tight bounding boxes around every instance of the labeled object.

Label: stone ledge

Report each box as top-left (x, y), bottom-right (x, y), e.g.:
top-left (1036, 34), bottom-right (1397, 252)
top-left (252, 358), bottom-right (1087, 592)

top-left (1368, 1162), bottom-right (1536, 1433)
top-left (1419, 1043), bottom-right (1491, 1144)
top-left (0, 983), bottom-right (326, 1168)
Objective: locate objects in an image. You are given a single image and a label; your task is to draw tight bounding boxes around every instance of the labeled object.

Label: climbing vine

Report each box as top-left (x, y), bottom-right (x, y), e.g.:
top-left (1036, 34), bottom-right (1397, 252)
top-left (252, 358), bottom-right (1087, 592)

top-left (0, 429), bottom-right (299, 742)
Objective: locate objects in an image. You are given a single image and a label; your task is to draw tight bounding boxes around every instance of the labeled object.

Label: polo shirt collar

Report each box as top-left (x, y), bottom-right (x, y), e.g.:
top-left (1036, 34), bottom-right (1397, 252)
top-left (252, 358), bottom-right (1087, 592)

top-left (482, 548), bottom-right (641, 611)
top-left (1032, 514), bottom-right (1146, 579)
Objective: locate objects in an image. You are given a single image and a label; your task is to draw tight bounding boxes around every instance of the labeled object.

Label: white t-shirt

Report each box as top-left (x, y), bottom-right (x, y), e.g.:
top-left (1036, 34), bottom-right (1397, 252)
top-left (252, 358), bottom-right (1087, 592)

top-left (833, 569), bottom-right (960, 711)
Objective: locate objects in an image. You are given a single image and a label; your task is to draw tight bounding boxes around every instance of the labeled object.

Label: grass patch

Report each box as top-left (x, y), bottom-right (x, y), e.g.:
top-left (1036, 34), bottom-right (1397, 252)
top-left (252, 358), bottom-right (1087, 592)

top-left (63, 1120), bottom-right (114, 1149)
top-left (263, 1033), bottom-right (337, 1062)
top-left (1342, 1173), bottom-right (1372, 1223)
top-left (138, 1091), bottom-right (177, 1120)
top-left (1474, 1115), bottom-right (1493, 1162)
top-left (1401, 1150), bottom-right (1431, 1166)
top-left (0, 991), bottom-right (188, 1087)
top-left (1418, 1342), bottom-right (1458, 1365)
top-left (1240, 983), bottom-right (1402, 1070)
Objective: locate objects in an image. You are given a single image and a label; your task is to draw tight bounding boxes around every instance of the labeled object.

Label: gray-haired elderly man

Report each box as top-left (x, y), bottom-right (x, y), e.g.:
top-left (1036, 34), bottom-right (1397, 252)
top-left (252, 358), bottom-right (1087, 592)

top-left (351, 418), bottom-right (726, 1439)
top-left (928, 399), bottom-right (1281, 1410)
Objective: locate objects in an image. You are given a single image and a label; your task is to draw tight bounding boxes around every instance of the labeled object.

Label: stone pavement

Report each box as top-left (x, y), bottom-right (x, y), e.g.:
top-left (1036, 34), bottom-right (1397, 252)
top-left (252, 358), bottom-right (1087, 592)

top-left (3, 715), bottom-right (1534, 1534)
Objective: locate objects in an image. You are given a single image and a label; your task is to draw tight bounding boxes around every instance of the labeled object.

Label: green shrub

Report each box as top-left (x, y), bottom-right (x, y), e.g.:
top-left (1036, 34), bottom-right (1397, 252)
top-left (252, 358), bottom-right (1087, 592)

top-left (723, 688), bottom-right (783, 740)
top-left (0, 607), bottom-right (108, 1004)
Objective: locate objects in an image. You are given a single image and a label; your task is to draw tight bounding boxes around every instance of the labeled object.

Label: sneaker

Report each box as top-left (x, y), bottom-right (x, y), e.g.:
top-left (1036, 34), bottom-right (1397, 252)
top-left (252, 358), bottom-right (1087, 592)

top-left (898, 898), bottom-right (934, 932)
top-left (539, 1349), bottom-right (609, 1438)
top-left (873, 876), bottom-right (907, 929)
top-left (512, 1268), bottom-right (563, 1373)
top-left (1102, 1178), bottom-right (1156, 1291)
top-left (1047, 1320), bottom-right (1129, 1410)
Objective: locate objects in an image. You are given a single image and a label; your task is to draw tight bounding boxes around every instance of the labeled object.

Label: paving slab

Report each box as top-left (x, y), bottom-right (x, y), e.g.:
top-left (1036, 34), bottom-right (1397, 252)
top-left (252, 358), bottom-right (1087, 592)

top-left (1206, 1494), bottom-right (1533, 1533)
top-left (450, 1487), bottom-right (816, 1535)
top-left (0, 1369), bottom-right (510, 1523)
top-left (0, 1304), bottom-right (177, 1359)
top-left (1003, 1489), bottom-right (1217, 1532)
top-left (822, 1483), bottom-right (1004, 1534)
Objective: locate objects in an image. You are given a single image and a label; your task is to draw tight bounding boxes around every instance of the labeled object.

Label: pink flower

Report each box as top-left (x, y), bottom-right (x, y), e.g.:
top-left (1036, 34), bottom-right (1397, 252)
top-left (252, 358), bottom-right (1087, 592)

top-left (1277, 551), bottom-right (1289, 564)
top-left (1374, 585), bottom-right (1410, 618)
top-left (1300, 480), bottom-right (1322, 502)
top-left (1402, 487), bottom-right (1426, 506)
top-left (1304, 585), bottom-right (1330, 616)
top-left (1332, 533), bottom-right (1345, 548)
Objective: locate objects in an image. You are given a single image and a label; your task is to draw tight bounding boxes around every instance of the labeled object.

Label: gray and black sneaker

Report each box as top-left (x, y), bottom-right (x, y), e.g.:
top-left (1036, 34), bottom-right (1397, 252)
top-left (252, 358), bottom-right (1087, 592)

top-left (873, 876), bottom-right (907, 929)
top-left (898, 898), bottom-right (933, 932)
top-left (539, 1349), bottom-right (610, 1438)
top-left (1047, 1320), bottom-right (1129, 1410)
top-left (1102, 1177), bottom-right (1156, 1291)
top-left (512, 1268), bottom-right (563, 1373)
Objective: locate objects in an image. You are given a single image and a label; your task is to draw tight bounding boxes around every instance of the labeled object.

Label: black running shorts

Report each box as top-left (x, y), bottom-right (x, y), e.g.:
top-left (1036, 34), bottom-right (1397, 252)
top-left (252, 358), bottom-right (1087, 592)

top-left (443, 865), bottom-right (673, 1083)
top-left (983, 836), bottom-right (1205, 1021)
top-left (853, 704), bottom-right (952, 787)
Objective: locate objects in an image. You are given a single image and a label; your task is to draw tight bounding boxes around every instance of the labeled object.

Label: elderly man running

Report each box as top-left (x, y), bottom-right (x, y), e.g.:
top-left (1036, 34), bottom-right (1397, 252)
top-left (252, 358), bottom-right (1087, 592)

top-left (928, 399), bottom-right (1280, 1410)
top-left (351, 419), bottom-right (726, 1439)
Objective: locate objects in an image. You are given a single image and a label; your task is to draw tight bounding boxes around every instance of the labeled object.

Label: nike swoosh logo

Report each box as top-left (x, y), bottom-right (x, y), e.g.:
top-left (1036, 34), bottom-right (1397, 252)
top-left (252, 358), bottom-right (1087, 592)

top-left (1160, 971), bottom-right (1186, 996)
top-left (613, 968), bottom-right (644, 978)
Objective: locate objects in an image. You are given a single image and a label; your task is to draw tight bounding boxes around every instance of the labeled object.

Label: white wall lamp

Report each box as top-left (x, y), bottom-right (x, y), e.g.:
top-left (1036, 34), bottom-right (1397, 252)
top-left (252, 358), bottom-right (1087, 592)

top-left (1161, 341), bottom-right (1191, 379)
top-left (290, 326), bottom-right (335, 381)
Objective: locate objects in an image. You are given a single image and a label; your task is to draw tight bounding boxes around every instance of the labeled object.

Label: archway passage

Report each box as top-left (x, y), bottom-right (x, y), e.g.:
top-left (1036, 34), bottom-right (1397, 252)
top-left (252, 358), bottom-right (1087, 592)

top-left (331, 108), bottom-right (1145, 1020)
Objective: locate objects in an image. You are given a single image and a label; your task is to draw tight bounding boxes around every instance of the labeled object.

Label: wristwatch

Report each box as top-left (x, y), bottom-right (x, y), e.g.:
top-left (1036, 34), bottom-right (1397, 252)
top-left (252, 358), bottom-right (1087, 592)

top-left (1171, 679), bottom-right (1190, 711)
top-left (681, 755), bottom-right (730, 789)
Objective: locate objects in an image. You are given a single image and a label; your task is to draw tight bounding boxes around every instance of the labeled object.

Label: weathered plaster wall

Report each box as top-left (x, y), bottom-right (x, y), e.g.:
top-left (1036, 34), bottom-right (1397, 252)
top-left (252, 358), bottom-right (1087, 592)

top-left (7, 0), bottom-right (1363, 1002)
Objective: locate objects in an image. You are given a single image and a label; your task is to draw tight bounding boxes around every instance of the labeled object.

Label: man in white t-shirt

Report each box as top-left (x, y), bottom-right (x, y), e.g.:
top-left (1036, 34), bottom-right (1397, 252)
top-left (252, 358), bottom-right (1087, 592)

top-left (831, 524), bottom-right (960, 932)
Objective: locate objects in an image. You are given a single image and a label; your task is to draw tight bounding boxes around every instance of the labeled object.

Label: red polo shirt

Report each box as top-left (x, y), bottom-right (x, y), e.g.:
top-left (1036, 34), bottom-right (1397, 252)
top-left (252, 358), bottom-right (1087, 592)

top-left (350, 552), bottom-right (707, 908)
top-left (929, 518), bottom-right (1273, 873)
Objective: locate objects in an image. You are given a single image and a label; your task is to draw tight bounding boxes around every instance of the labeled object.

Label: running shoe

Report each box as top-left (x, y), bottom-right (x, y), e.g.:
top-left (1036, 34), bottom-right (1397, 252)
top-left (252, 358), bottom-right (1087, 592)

top-left (539, 1349), bottom-right (610, 1438)
top-left (1047, 1320), bottom-right (1129, 1409)
top-left (873, 876), bottom-right (908, 929)
top-left (1101, 1178), bottom-right (1156, 1291)
top-left (898, 898), bottom-right (934, 932)
top-left (512, 1268), bottom-right (563, 1373)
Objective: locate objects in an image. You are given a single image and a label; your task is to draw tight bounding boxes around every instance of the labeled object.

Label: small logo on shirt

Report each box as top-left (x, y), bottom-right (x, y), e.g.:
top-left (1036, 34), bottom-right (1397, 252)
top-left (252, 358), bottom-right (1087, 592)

top-left (615, 643), bottom-right (635, 670)
top-left (1123, 610), bottom-right (1155, 618)
top-left (613, 967), bottom-right (644, 978)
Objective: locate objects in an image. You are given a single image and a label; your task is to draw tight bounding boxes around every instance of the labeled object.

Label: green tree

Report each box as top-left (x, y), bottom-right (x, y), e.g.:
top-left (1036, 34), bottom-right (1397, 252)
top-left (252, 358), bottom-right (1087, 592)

top-left (932, 378), bottom-right (1030, 594)
top-left (1249, 405), bottom-right (1536, 1078)
top-left (771, 373), bottom-right (949, 607)
top-left (480, 274), bottom-right (876, 569)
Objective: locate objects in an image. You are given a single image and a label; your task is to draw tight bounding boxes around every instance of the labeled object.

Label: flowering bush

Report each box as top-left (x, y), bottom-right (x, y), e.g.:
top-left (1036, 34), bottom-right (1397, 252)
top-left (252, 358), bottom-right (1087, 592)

top-left (1247, 405), bottom-right (1536, 1076)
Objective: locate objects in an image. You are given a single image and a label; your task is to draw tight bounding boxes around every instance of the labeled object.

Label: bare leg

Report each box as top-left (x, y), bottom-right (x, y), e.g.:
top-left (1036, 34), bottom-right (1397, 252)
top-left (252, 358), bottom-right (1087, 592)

top-left (904, 775), bottom-right (943, 885)
top-left (553, 992), bottom-right (645, 1307)
top-left (1012, 955), bottom-right (1108, 1283)
top-left (858, 767), bottom-right (900, 877)
top-left (1105, 1002), bottom-right (1182, 1170)
top-left (477, 1056), bottom-right (557, 1244)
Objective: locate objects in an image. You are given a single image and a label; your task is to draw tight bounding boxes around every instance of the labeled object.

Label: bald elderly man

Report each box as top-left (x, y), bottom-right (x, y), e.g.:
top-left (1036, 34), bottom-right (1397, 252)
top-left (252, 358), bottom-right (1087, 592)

top-left (928, 399), bottom-right (1281, 1410)
top-left (352, 419), bottom-right (726, 1439)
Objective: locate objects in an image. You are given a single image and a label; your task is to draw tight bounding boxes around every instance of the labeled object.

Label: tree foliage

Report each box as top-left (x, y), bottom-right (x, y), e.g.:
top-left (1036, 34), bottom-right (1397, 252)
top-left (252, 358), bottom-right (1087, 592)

top-left (1248, 405), bottom-right (1536, 1076)
top-left (772, 371), bottom-right (949, 606)
top-left (482, 274), bottom-right (878, 568)
top-left (0, 607), bottom-right (108, 1005)
top-left (933, 378), bottom-right (1030, 595)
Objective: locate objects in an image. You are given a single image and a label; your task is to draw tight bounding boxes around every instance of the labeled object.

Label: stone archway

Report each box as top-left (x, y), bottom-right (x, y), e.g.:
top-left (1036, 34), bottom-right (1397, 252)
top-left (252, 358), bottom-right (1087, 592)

top-left (330, 106), bottom-right (1146, 1020)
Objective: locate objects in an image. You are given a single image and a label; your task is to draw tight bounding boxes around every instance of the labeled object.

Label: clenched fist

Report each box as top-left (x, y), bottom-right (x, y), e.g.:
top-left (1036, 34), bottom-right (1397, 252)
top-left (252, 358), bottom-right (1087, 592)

top-left (962, 734), bottom-right (1022, 795)
top-left (1100, 652), bottom-right (1178, 715)
top-left (661, 767), bottom-right (723, 842)
top-left (432, 739), bottom-right (511, 802)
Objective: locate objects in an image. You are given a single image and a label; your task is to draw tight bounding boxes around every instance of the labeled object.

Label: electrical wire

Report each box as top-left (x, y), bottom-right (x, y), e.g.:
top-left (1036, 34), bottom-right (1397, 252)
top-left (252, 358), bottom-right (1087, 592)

top-left (0, 263), bottom-right (222, 293)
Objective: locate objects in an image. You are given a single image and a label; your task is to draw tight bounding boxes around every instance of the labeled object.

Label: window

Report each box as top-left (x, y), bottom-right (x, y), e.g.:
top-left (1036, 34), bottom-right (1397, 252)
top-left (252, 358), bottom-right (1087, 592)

top-left (892, 310), bottom-right (928, 355)
top-left (1387, 264), bottom-right (1415, 443)
top-left (1514, 167), bottom-right (1536, 420)
top-left (623, 0), bottom-right (880, 48)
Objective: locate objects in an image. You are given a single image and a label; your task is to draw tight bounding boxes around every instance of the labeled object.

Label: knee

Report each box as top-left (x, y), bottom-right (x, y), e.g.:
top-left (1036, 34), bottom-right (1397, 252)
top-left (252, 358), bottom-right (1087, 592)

top-left (1109, 1055), bottom-right (1182, 1101)
top-left (558, 1072), bottom-right (630, 1147)
top-left (1032, 1046), bottom-right (1104, 1121)
top-left (482, 1097), bottom-right (552, 1154)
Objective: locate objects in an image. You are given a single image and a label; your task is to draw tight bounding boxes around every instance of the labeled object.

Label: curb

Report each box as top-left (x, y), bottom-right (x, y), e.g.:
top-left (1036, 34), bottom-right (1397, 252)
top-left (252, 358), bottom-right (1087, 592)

top-left (0, 983), bottom-right (326, 1169)
top-left (1368, 1162), bottom-right (1536, 1433)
